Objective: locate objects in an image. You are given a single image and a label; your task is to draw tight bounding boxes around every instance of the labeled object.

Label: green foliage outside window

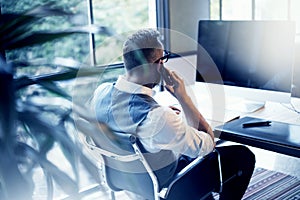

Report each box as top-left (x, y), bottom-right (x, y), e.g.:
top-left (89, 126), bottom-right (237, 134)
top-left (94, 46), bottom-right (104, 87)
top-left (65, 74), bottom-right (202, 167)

top-left (2, 0), bottom-right (89, 77)
top-left (92, 0), bottom-right (151, 65)
top-left (2, 0), bottom-right (151, 69)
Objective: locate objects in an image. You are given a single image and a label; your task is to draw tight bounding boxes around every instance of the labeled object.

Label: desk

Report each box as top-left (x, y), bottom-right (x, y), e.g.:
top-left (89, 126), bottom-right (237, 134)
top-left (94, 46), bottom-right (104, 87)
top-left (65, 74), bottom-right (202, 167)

top-left (165, 54), bottom-right (300, 125)
top-left (160, 52), bottom-right (300, 157)
top-left (188, 82), bottom-right (300, 158)
top-left (214, 116), bottom-right (300, 158)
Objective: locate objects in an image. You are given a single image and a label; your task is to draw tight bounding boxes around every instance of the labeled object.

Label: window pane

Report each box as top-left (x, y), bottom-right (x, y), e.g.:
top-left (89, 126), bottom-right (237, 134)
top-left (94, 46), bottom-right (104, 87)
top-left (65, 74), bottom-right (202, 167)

top-left (255, 0), bottom-right (288, 20)
top-left (210, 0), bottom-right (220, 20)
top-left (291, 0), bottom-right (300, 33)
top-left (92, 0), bottom-right (155, 65)
top-left (222, 0), bottom-right (252, 20)
top-left (2, 0), bottom-right (90, 76)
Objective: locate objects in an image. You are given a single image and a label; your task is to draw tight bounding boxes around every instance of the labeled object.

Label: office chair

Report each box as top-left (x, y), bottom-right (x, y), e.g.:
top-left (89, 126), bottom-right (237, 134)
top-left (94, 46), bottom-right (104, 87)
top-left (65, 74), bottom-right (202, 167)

top-left (75, 118), bottom-right (225, 200)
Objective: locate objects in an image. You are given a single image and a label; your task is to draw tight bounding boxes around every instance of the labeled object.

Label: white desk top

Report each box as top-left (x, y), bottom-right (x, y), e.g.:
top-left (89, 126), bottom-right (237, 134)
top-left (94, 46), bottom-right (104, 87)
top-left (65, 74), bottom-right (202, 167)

top-left (165, 54), bottom-right (300, 127)
top-left (155, 82), bottom-right (300, 135)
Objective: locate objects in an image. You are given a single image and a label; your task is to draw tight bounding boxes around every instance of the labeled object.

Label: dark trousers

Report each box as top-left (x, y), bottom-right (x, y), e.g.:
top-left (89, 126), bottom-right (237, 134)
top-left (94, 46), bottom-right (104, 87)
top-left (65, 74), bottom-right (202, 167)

top-left (176, 145), bottom-right (256, 200)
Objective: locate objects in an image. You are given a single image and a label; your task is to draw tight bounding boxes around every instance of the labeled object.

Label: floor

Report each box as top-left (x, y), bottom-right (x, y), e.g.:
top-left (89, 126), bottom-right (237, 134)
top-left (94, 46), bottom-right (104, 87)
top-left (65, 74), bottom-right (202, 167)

top-left (217, 140), bottom-right (300, 179)
top-left (249, 145), bottom-right (300, 179)
top-left (215, 140), bottom-right (300, 179)
top-left (78, 143), bottom-right (300, 200)
top-left (34, 142), bottom-right (299, 200)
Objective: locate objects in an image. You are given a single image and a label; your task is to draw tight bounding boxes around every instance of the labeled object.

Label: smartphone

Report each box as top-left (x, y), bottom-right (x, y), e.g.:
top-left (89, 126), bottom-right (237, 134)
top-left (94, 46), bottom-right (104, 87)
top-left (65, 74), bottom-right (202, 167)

top-left (161, 66), bottom-right (174, 86)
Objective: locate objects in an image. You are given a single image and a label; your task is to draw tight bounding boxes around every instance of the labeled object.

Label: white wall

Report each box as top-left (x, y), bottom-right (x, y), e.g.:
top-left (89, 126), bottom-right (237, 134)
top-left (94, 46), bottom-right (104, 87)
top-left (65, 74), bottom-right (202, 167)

top-left (168, 0), bottom-right (209, 53)
top-left (164, 54), bottom-right (197, 85)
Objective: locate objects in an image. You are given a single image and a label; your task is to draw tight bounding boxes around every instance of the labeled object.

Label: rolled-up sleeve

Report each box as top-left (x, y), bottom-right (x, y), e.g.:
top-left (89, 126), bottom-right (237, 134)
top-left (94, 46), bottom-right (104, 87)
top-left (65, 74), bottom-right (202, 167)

top-left (137, 106), bottom-right (214, 158)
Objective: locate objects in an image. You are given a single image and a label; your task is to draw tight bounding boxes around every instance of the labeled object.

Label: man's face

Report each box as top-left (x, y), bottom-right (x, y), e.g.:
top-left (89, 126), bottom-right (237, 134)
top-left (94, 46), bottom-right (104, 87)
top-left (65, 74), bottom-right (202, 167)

top-left (152, 49), bottom-right (164, 85)
top-left (126, 49), bottom-right (165, 88)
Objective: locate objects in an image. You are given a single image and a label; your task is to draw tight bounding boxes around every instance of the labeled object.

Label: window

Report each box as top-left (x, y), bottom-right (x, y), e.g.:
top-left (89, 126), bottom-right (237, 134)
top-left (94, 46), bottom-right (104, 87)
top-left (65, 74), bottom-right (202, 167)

top-left (1, 0), bottom-right (156, 70)
top-left (1, 0), bottom-right (157, 102)
top-left (91, 0), bottom-right (156, 66)
top-left (291, 0), bottom-right (300, 33)
top-left (255, 0), bottom-right (288, 20)
top-left (210, 0), bottom-right (300, 34)
top-left (222, 0), bottom-right (252, 20)
top-left (2, 0), bottom-right (90, 76)
top-left (210, 0), bottom-right (221, 20)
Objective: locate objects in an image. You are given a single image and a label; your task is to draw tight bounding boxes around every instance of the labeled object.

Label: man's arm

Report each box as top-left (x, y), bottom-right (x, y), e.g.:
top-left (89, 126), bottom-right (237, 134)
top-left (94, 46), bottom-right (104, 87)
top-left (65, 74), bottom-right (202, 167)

top-left (165, 71), bottom-right (215, 144)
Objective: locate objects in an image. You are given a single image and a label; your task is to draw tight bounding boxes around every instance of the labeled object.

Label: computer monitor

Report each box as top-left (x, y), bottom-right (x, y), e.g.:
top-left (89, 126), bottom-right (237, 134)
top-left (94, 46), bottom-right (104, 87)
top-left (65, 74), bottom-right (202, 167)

top-left (196, 20), bottom-right (296, 112)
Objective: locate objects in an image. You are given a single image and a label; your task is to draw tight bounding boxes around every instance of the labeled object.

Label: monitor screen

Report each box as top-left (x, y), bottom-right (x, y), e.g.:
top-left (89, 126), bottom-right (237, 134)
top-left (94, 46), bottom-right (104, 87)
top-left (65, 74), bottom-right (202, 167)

top-left (196, 20), bottom-right (295, 99)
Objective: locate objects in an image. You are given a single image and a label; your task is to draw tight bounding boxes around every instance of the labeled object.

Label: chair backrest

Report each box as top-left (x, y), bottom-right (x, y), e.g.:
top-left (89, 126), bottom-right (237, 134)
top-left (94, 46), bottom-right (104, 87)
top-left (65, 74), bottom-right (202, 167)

top-left (75, 118), bottom-right (165, 200)
top-left (75, 118), bottom-right (224, 200)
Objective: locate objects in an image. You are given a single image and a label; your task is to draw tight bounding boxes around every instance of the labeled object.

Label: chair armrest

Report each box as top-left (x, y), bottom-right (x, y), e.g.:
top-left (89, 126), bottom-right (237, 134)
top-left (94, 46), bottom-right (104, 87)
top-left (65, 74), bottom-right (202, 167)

top-left (159, 150), bottom-right (223, 199)
top-left (171, 155), bottom-right (206, 182)
top-left (159, 155), bottom-right (207, 199)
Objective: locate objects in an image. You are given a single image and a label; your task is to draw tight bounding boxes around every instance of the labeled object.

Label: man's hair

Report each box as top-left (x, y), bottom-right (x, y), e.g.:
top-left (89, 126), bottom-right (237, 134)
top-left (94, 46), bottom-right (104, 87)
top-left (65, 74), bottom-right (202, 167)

top-left (123, 28), bottom-right (163, 70)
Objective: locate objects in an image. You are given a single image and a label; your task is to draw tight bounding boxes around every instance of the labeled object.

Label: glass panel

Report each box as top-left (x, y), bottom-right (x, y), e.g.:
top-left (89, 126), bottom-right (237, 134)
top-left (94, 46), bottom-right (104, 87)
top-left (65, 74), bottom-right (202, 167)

top-left (92, 0), bottom-right (155, 65)
top-left (222, 0), bottom-right (252, 20)
top-left (2, 0), bottom-right (89, 76)
top-left (210, 0), bottom-right (220, 20)
top-left (291, 0), bottom-right (300, 33)
top-left (255, 0), bottom-right (288, 20)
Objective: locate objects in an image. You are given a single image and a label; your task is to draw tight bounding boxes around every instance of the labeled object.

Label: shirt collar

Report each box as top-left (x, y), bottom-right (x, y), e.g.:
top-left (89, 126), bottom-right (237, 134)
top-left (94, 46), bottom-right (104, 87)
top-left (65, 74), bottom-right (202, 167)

top-left (115, 75), bottom-right (156, 97)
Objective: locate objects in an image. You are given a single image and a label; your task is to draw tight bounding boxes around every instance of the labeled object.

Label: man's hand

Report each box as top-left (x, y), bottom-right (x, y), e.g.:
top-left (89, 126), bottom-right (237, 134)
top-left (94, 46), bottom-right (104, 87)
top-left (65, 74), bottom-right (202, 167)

top-left (164, 70), bottom-right (189, 101)
top-left (165, 70), bottom-right (215, 144)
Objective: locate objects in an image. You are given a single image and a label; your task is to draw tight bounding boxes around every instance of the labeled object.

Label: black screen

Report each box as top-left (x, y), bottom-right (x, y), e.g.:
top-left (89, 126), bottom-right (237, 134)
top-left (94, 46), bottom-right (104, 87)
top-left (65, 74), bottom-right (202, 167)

top-left (196, 20), bottom-right (295, 93)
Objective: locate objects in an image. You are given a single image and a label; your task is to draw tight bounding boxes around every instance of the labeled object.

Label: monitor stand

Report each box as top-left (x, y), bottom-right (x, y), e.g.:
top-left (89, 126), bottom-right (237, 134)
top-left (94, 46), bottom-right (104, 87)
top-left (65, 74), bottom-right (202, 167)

top-left (226, 99), bottom-right (266, 113)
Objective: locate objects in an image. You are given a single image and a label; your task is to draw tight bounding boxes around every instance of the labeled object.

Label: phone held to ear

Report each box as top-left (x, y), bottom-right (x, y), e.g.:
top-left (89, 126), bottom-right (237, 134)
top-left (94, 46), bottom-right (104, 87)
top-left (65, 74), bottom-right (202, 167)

top-left (161, 66), bottom-right (174, 86)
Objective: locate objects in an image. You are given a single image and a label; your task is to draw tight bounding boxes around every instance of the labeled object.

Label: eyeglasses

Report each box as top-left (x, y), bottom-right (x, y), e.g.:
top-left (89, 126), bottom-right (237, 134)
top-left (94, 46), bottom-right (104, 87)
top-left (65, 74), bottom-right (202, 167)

top-left (154, 51), bottom-right (170, 64)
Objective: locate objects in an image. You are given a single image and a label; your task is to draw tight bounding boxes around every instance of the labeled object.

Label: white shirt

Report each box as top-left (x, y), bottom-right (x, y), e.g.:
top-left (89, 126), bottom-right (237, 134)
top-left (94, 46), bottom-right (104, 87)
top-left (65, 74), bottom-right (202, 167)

top-left (114, 76), bottom-right (214, 158)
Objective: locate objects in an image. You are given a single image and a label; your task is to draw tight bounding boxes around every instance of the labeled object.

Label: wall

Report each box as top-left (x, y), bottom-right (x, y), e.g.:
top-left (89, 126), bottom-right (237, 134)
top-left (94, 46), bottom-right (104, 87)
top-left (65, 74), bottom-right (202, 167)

top-left (168, 0), bottom-right (209, 53)
top-left (292, 41), bottom-right (300, 97)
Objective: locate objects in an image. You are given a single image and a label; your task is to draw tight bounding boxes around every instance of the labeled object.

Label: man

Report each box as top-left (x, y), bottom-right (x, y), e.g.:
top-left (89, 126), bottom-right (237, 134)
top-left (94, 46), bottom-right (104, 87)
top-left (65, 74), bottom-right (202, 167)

top-left (91, 28), bottom-right (255, 200)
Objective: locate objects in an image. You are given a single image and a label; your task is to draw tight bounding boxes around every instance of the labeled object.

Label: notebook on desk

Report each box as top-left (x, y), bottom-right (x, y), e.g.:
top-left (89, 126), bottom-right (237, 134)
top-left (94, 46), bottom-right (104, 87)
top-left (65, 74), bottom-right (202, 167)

top-left (214, 116), bottom-right (300, 157)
